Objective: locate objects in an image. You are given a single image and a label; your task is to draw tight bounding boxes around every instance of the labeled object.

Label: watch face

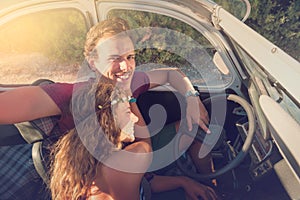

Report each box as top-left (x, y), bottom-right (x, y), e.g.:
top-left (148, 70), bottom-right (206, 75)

top-left (193, 91), bottom-right (200, 96)
top-left (186, 90), bottom-right (200, 97)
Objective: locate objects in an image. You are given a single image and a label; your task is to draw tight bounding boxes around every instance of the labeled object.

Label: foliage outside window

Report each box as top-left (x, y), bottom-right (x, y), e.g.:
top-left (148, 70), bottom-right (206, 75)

top-left (0, 9), bottom-right (87, 84)
top-left (214, 0), bottom-right (300, 62)
top-left (108, 9), bottom-right (230, 87)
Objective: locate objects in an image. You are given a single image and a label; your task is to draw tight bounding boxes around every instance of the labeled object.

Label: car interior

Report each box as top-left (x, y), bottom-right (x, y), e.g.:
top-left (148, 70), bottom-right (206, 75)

top-left (0, 1), bottom-right (299, 199)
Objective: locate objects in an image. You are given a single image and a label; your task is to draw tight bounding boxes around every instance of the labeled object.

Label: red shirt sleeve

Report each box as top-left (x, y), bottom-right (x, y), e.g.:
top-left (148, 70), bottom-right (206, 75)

top-left (131, 71), bottom-right (150, 98)
top-left (40, 82), bottom-right (74, 114)
top-left (40, 82), bottom-right (86, 133)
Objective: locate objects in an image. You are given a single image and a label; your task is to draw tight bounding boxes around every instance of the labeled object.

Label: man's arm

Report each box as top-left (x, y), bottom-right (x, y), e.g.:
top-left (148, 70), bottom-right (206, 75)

top-left (0, 86), bottom-right (61, 124)
top-left (150, 175), bottom-right (219, 200)
top-left (146, 68), bottom-right (192, 93)
top-left (145, 68), bottom-right (210, 133)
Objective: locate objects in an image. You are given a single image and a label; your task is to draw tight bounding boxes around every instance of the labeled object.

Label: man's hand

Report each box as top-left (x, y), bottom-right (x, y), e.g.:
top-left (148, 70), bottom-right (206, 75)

top-left (181, 176), bottom-right (219, 200)
top-left (186, 96), bottom-right (210, 133)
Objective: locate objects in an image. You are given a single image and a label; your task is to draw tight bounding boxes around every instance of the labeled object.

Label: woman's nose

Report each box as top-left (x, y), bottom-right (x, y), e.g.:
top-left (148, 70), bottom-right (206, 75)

top-left (130, 113), bottom-right (139, 123)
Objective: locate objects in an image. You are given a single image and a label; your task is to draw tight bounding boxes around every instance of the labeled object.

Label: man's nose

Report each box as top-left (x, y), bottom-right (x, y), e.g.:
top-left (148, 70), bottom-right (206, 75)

top-left (119, 61), bottom-right (127, 71)
top-left (119, 59), bottom-right (131, 71)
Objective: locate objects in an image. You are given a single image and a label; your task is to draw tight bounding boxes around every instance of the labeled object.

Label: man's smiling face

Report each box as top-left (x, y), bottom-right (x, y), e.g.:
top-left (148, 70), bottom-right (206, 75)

top-left (93, 35), bottom-right (136, 89)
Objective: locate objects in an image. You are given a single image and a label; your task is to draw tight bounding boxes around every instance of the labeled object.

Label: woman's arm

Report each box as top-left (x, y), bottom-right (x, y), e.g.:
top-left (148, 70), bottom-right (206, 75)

top-left (99, 166), bottom-right (144, 200)
top-left (104, 140), bottom-right (152, 174)
top-left (92, 141), bottom-right (151, 200)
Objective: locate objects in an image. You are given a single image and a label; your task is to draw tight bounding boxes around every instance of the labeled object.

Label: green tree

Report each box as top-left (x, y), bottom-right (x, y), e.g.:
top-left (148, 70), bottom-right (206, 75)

top-left (214, 0), bottom-right (300, 61)
top-left (246, 0), bottom-right (300, 61)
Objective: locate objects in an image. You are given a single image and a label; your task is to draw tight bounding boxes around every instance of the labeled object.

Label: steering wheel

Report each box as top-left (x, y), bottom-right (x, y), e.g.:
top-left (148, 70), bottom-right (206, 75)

top-left (31, 78), bottom-right (54, 86)
top-left (176, 94), bottom-right (256, 180)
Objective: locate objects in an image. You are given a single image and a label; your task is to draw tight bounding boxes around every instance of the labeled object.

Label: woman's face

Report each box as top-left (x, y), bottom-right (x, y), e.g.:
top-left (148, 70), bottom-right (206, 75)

top-left (114, 101), bottom-right (138, 142)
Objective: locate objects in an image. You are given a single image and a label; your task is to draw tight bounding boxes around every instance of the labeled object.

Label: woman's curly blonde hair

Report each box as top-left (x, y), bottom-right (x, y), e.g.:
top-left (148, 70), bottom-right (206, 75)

top-left (50, 79), bottom-right (127, 200)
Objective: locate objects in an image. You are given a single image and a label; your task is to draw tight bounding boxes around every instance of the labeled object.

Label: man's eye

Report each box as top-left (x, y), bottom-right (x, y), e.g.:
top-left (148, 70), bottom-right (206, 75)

top-left (108, 57), bottom-right (121, 62)
top-left (127, 55), bottom-right (135, 60)
top-left (108, 58), bottom-right (116, 62)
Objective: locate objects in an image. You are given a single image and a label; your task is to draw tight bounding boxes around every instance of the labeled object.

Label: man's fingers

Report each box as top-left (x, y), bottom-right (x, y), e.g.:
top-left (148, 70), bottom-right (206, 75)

top-left (199, 101), bottom-right (209, 123)
top-left (187, 116), bottom-right (193, 131)
top-left (202, 115), bottom-right (209, 125)
top-left (199, 120), bottom-right (210, 134)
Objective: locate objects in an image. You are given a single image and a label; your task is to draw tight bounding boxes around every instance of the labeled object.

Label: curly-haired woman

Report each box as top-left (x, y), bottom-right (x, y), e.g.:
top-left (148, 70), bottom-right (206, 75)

top-left (50, 81), bottom-right (150, 200)
top-left (49, 80), bottom-right (218, 200)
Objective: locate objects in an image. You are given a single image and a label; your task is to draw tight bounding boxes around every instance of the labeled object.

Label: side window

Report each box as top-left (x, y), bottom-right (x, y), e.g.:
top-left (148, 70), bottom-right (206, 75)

top-left (107, 9), bottom-right (231, 87)
top-left (0, 9), bottom-right (87, 84)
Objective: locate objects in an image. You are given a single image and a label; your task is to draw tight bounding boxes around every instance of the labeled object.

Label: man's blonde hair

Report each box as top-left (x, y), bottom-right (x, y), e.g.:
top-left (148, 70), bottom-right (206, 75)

top-left (84, 17), bottom-right (130, 58)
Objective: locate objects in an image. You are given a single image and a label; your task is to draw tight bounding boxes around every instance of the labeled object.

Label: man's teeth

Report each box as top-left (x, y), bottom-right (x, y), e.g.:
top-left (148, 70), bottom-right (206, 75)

top-left (116, 72), bottom-right (130, 79)
top-left (119, 74), bottom-right (129, 79)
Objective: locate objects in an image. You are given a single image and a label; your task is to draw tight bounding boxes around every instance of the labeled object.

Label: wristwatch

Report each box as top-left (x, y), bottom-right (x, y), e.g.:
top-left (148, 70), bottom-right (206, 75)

top-left (185, 90), bottom-right (200, 98)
